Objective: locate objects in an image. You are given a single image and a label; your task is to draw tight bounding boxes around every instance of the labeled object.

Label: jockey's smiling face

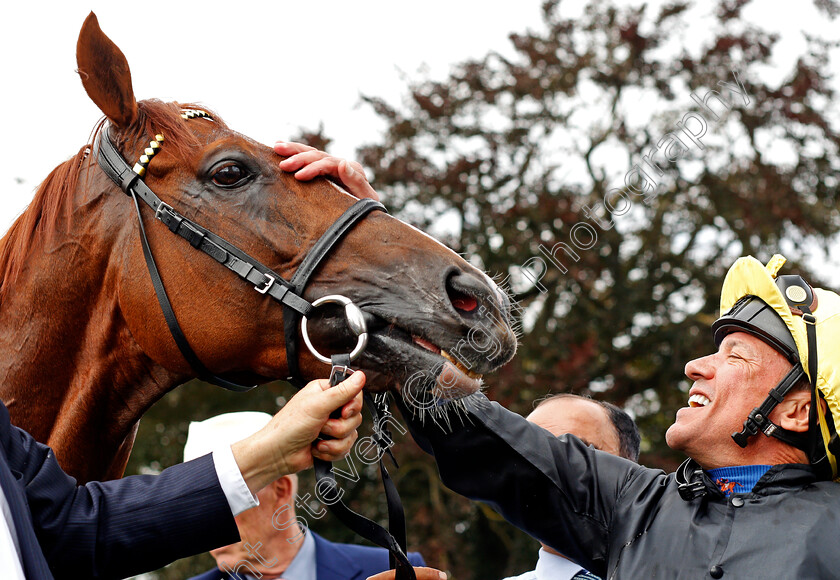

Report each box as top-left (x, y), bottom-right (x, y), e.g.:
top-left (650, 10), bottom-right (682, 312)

top-left (665, 332), bottom-right (801, 469)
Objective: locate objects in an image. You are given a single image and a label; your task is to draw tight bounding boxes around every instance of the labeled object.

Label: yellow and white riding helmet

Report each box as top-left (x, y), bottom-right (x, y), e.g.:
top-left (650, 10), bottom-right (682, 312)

top-left (712, 254), bottom-right (840, 480)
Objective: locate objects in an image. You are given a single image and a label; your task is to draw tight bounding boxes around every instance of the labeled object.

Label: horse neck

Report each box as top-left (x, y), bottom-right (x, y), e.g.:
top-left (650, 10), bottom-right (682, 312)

top-left (0, 169), bottom-right (182, 482)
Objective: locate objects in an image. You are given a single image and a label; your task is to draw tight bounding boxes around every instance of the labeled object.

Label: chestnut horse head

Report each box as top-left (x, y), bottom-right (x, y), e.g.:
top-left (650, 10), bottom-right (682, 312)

top-left (0, 13), bottom-right (516, 483)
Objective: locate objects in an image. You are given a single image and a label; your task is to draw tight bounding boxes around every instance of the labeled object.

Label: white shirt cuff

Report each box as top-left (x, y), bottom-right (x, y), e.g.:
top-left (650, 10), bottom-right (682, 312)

top-left (212, 445), bottom-right (259, 516)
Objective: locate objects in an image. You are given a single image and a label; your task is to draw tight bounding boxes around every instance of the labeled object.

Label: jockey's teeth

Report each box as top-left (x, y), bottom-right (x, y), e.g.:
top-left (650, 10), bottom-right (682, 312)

top-left (441, 350), bottom-right (483, 380)
top-left (688, 394), bottom-right (711, 408)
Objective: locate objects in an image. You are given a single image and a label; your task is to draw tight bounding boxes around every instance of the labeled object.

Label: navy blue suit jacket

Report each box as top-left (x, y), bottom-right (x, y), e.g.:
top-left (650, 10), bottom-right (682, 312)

top-left (187, 530), bottom-right (426, 580)
top-left (0, 401), bottom-right (239, 579)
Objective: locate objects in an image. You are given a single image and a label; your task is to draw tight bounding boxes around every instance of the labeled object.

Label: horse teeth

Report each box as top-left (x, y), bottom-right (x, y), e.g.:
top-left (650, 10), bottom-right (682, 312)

top-left (441, 349), bottom-right (482, 380)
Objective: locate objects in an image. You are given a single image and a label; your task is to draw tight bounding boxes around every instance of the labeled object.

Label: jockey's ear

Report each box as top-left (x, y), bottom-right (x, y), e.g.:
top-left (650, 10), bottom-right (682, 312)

top-left (774, 388), bottom-right (815, 433)
top-left (76, 12), bottom-right (138, 128)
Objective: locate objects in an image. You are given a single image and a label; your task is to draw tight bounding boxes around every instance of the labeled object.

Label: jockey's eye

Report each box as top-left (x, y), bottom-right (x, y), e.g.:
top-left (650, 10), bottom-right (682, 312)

top-left (211, 162), bottom-right (250, 188)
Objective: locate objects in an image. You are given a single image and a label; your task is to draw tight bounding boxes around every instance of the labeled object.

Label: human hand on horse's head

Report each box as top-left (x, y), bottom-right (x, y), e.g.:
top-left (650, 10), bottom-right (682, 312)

top-left (231, 371), bottom-right (365, 495)
top-left (366, 568), bottom-right (447, 580)
top-left (274, 141), bottom-right (380, 201)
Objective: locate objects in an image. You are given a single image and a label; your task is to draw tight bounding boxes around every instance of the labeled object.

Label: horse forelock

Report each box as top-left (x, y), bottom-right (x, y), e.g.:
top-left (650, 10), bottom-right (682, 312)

top-left (0, 99), bottom-right (225, 298)
top-left (131, 99), bottom-right (226, 160)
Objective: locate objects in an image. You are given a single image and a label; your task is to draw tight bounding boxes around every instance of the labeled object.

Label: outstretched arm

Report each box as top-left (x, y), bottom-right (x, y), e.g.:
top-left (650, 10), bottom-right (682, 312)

top-left (5, 373), bottom-right (365, 579)
top-left (396, 394), bottom-right (643, 578)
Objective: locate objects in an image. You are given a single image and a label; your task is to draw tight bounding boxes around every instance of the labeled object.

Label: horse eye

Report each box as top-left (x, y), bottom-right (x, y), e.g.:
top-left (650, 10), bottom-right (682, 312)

top-left (211, 163), bottom-right (250, 187)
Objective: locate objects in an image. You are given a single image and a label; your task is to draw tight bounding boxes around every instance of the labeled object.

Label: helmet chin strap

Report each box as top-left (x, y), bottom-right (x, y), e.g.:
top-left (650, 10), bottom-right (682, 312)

top-left (731, 364), bottom-right (810, 450)
top-left (732, 296), bottom-right (820, 454)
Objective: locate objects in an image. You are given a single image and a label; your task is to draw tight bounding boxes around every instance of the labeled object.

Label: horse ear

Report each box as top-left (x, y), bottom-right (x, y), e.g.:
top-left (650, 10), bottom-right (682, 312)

top-left (76, 12), bottom-right (138, 128)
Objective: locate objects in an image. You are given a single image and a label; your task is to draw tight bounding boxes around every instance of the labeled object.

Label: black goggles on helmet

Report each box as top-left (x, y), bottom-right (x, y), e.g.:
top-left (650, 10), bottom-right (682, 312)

top-left (711, 274), bottom-right (815, 364)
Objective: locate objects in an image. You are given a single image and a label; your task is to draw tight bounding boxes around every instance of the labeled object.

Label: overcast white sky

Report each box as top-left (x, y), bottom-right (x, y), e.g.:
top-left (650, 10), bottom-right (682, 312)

top-left (2, 1), bottom-right (838, 281)
top-left (0, 1), bottom-right (546, 231)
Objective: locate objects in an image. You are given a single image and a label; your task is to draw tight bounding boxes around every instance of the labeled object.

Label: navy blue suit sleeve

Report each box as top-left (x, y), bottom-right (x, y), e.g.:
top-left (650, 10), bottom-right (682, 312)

top-left (2, 405), bottom-right (240, 579)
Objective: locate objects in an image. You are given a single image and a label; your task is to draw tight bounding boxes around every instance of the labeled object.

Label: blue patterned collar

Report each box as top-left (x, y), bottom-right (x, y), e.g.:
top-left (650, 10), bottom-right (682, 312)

top-left (706, 465), bottom-right (772, 496)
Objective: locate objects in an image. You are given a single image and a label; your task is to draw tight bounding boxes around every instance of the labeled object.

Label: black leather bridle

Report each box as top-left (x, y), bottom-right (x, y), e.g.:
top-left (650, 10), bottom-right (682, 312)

top-left (94, 115), bottom-right (417, 579)
top-left (94, 122), bottom-right (385, 392)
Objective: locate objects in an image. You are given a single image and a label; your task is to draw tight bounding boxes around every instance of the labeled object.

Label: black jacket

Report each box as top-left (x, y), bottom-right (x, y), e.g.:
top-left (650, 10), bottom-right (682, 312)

top-left (401, 394), bottom-right (840, 579)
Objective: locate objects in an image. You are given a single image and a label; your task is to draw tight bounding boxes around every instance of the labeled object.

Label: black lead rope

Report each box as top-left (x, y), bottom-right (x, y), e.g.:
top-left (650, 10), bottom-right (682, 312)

top-left (314, 357), bottom-right (415, 580)
top-left (303, 310), bottom-right (414, 579)
top-left (367, 392), bottom-right (410, 571)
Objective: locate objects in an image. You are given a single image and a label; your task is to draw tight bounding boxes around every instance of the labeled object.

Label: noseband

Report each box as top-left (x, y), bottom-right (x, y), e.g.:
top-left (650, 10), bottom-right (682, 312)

top-left (94, 113), bottom-right (417, 579)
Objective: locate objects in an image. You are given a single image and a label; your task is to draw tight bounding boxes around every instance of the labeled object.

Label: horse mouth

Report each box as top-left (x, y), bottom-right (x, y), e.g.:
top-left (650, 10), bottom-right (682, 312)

top-left (301, 308), bottom-right (486, 398)
top-left (358, 322), bottom-right (486, 399)
top-left (411, 335), bottom-right (483, 380)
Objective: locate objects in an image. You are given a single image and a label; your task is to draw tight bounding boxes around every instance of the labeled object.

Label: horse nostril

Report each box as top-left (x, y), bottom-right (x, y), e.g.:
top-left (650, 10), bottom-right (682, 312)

top-left (450, 289), bottom-right (478, 313)
top-left (443, 269), bottom-right (517, 369)
top-left (445, 270), bottom-right (485, 315)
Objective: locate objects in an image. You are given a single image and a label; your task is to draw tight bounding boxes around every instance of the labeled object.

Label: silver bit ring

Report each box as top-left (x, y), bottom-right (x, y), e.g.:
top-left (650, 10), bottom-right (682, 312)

top-left (301, 295), bottom-right (368, 364)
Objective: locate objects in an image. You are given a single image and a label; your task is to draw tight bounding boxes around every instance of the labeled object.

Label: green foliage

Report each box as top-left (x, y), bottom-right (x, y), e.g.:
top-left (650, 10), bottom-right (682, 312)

top-left (128, 1), bottom-right (840, 578)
